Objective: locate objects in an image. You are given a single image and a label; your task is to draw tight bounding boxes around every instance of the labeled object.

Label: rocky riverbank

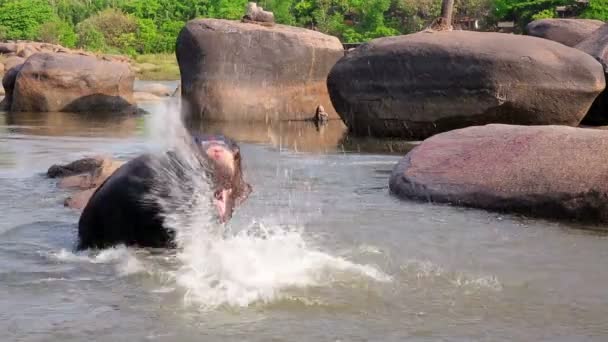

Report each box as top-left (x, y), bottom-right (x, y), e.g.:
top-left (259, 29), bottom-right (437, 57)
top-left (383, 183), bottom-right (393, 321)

top-left (4, 11), bottom-right (608, 225)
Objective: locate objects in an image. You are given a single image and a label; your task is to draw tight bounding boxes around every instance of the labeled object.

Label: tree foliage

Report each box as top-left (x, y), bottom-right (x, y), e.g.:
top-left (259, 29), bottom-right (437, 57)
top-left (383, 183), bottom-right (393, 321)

top-left (0, 0), bottom-right (606, 55)
top-left (0, 0), bottom-right (57, 40)
top-left (581, 0), bottom-right (608, 21)
top-left (490, 0), bottom-right (608, 30)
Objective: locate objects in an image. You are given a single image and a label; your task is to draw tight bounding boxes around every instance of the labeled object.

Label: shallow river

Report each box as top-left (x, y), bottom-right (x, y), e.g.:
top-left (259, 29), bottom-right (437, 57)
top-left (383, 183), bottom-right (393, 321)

top-left (1, 91), bottom-right (607, 341)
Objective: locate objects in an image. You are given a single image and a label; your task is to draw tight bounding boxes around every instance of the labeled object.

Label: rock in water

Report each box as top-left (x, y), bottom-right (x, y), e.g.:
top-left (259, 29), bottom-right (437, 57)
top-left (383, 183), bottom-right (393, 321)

top-left (47, 156), bottom-right (124, 210)
top-left (0, 63), bottom-right (23, 110)
top-left (134, 92), bottom-right (163, 102)
top-left (526, 19), bottom-right (604, 47)
top-left (47, 157), bottom-right (104, 178)
top-left (327, 31), bottom-right (605, 139)
top-left (576, 24), bottom-right (608, 124)
top-left (134, 82), bottom-right (172, 97)
top-left (389, 124), bottom-right (608, 224)
top-left (10, 53), bottom-right (135, 113)
top-left (176, 19), bottom-right (343, 122)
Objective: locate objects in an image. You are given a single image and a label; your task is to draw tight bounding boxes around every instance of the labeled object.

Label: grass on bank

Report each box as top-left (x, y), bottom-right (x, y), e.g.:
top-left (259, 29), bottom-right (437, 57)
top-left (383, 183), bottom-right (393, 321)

top-left (132, 53), bottom-right (180, 81)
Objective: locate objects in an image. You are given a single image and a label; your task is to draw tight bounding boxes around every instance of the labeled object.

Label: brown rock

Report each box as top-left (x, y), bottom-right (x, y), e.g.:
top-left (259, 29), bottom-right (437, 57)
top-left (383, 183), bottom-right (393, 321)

top-left (576, 24), bottom-right (608, 124)
top-left (49, 156), bottom-right (124, 209)
top-left (16, 47), bottom-right (35, 58)
top-left (389, 124), bottom-right (608, 223)
top-left (0, 63), bottom-right (23, 110)
top-left (526, 19), bottom-right (604, 47)
top-left (176, 19), bottom-right (343, 122)
top-left (10, 53), bottom-right (136, 113)
top-left (0, 42), bottom-right (17, 54)
top-left (48, 157), bottom-right (104, 178)
top-left (134, 91), bottom-right (163, 102)
top-left (134, 83), bottom-right (172, 97)
top-left (3, 56), bottom-right (25, 71)
top-left (328, 31), bottom-right (605, 139)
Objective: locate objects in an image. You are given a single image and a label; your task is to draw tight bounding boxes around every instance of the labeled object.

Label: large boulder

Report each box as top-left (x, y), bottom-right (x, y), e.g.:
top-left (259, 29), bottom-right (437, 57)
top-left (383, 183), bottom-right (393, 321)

top-left (176, 19), bottom-right (344, 122)
top-left (389, 124), bottom-right (608, 223)
top-left (328, 31), bottom-right (605, 139)
top-left (576, 24), bottom-right (608, 124)
top-left (0, 63), bottom-right (23, 110)
top-left (10, 53), bottom-right (135, 113)
top-left (526, 19), bottom-right (604, 47)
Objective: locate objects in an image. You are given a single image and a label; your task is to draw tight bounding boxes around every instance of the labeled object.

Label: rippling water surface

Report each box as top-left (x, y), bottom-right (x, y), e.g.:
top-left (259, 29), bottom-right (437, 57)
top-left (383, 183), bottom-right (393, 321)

top-left (1, 87), bottom-right (608, 341)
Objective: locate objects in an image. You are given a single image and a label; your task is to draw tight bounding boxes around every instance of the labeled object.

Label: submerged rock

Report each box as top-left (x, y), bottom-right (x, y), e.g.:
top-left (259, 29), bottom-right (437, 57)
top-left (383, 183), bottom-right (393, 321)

top-left (389, 124), bottom-right (608, 223)
top-left (135, 82), bottom-right (172, 97)
top-left (47, 157), bottom-right (104, 178)
top-left (526, 19), bottom-right (604, 47)
top-left (9, 53), bottom-right (136, 113)
top-left (327, 31), bottom-right (605, 139)
top-left (134, 91), bottom-right (163, 102)
top-left (48, 156), bottom-right (124, 210)
top-left (176, 19), bottom-right (343, 122)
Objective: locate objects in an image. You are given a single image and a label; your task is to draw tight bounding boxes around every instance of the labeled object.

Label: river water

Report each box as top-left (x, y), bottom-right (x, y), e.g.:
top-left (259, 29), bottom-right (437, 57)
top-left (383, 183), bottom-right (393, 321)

top-left (1, 87), bottom-right (607, 341)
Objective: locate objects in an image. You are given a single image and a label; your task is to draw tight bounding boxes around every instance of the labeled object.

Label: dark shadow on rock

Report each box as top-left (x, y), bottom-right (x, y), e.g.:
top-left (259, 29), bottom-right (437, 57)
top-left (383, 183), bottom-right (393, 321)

top-left (61, 94), bottom-right (140, 114)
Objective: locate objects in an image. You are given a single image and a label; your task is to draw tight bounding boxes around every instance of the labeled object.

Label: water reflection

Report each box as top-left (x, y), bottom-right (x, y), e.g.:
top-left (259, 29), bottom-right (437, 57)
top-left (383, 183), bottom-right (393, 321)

top-left (1, 111), bottom-right (144, 138)
top-left (191, 120), bottom-right (419, 155)
top-left (1, 111), bottom-right (419, 155)
top-left (191, 120), bottom-right (348, 153)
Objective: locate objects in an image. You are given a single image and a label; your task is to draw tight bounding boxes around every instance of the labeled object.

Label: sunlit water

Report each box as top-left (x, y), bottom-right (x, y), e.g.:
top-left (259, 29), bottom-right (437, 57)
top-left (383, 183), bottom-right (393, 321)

top-left (1, 83), bottom-right (608, 341)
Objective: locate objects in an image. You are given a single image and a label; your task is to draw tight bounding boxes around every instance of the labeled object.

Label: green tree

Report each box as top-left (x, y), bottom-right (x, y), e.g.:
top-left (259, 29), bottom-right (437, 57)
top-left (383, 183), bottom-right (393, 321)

top-left (492, 0), bottom-right (575, 30)
top-left (261, 0), bottom-right (297, 25)
top-left (157, 20), bottom-right (185, 52)
top-left (0, 0), bottom-right (57, 40)
top-left (135, 18), bottom-right (159, 53)
top-left (76, 23), bottom-right (106, 51)
top-left (581, 0), bottom-right (608, 21)
top-left (531, 8), bottom-right (556, 20)
top-left (209, 0), bottom-right (248, 19)
top-left (76, 8), bottom-right (137, 53)
top-left (37, 21), bottom-right (77, 47)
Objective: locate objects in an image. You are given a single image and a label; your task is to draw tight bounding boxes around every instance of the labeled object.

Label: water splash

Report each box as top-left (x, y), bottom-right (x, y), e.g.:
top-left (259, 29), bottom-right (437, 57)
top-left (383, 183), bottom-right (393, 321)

top-left (172, 221), bottom-right (391, 309)
top-left (138, 101), bottom-right (393, 309)
top-left (51, 246), bottom-right (145, 276)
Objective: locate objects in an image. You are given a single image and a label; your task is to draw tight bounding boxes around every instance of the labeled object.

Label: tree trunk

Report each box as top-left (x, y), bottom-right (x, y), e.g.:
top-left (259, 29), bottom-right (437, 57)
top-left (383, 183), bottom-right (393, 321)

top-left (441, 0), bottom-right (455, 27)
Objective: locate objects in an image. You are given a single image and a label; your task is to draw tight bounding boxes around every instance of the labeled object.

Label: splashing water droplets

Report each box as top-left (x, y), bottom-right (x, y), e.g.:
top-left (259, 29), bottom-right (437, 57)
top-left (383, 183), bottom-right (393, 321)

top-left (141, 101), bottom-right (391, 310)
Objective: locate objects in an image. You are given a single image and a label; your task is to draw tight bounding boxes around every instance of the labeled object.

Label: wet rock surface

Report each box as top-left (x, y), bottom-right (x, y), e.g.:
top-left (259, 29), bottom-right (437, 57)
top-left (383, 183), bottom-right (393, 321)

top-left (328, 31), bottom-right (605, 139)
top-left (526, 19), bottom-right (604, 47)
top-left (176, 19), bottom-right (343, 122)
top-left (390, 124), bottom-right (608, 223)
top-left (48, 156), bottom-right (124, 210)
top-left (9, 53), bottom-right (135, 113)
top-left (576, 24), bottom-right (608, 124)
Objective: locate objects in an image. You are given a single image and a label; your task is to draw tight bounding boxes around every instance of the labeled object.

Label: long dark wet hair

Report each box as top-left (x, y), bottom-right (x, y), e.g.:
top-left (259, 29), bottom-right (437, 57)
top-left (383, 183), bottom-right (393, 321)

top-left (192, 134), bottom-right (252, 205)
